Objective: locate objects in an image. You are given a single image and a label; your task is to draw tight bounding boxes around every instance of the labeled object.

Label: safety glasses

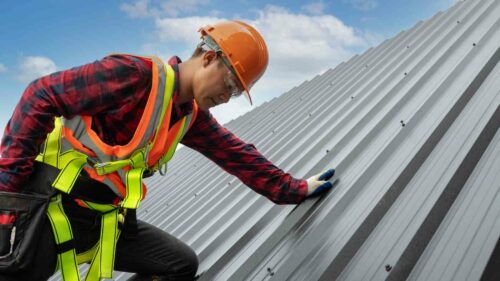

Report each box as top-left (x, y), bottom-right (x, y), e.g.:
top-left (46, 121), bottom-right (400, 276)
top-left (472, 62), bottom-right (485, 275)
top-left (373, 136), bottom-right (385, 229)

top-left (219, 55), bottom-right (244, 98)
top-left (223, 71), bottom-right (243, 97)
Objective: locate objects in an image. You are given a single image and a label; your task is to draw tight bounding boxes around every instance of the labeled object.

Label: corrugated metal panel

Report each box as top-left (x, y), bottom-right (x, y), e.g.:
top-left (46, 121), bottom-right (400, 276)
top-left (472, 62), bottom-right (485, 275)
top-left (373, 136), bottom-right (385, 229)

top-left (52, 0), bottom-right (500, 280)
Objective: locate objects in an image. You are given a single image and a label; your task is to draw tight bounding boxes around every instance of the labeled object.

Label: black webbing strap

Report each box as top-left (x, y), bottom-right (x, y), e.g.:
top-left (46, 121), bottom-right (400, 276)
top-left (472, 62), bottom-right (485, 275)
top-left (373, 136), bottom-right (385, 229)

top-left (33, 161), bottom-right (118, 205)
top-left (55, 239), bottom-right (76, 254)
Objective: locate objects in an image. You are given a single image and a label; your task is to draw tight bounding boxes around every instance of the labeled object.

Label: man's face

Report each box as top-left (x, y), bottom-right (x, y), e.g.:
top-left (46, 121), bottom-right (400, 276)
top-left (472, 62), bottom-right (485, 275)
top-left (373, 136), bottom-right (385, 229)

top-left (192, 51), bottom-right (242, 110)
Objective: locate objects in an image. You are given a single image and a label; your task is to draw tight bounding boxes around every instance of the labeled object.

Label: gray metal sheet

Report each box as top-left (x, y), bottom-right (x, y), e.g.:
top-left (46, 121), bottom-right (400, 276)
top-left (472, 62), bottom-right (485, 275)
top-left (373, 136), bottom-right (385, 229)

top-left (50, 0), bottom-right (500, 280)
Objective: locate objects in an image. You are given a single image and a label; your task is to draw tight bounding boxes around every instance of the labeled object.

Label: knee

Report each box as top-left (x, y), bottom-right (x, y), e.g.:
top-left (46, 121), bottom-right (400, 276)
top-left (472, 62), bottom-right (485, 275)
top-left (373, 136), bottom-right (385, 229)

top-left (164, 245), bottom-right (199, 280)
top-left (182, 246), bottom-right (199, 278)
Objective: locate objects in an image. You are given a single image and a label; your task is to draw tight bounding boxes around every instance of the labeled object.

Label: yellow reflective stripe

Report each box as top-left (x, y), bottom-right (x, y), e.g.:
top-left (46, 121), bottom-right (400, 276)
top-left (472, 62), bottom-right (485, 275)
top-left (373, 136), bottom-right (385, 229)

top-left (85, 210), bottom-right (120, 280)
top-left (76, 242), bottom-right (98, 265)
top-left (85, 243), bottom-right (101, 281)
top-left (59, 250), bottom-right (81, 281)
top-left (140, 64), bottom-right (175, 170)
top-left (82, 200), bottom-right (116, 213)
top-left (58, 150), bottom-right (87, 169)
top-left (164, 64), bottom-right (175, 101)
top-left (130, 149), bottom-right (146, 168)
top-left (52, 156), bottom-right (87, 194)
top-left (43, 117), bottom-right (63, 167)
top-left (147, 64), bottom-right (175, 152)
top-left (100, 211), bottom-right (119, 278)
top-left (46, 194), bottom-right (81, 281)
top-left (47, 195), bottom-right (73, 244)
top-left (122, 168), bottom-right (145, 209)
top-left (159, 117), bottom-right (187, 166)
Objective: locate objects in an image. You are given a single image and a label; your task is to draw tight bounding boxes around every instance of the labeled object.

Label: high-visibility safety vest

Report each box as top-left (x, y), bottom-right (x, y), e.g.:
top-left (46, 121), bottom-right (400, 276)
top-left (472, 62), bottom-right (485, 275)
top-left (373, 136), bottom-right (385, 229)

top-left (35, 55), bottom-right (198, 281)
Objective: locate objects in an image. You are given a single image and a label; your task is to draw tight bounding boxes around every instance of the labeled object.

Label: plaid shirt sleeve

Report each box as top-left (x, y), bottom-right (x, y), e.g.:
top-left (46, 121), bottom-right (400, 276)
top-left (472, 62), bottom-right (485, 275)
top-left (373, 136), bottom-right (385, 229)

top-left (181, 110), bottom-right (308, 205)
top-left (0, 55), bottom-right (150, 192)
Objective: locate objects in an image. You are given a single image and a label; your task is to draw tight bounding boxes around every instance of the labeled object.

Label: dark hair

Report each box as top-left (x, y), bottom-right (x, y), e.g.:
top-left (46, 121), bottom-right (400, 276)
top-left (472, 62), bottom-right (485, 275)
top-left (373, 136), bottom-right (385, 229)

top-left (191, 46), bottom-right (204, 58)
top-left (190, 46), bottom-right (224, 68)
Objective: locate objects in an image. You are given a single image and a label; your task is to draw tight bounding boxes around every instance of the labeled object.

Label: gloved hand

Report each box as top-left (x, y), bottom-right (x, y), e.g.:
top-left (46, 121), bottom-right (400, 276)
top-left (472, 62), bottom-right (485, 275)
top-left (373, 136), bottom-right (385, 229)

top-left (306, 169), bottom-right (336, 197)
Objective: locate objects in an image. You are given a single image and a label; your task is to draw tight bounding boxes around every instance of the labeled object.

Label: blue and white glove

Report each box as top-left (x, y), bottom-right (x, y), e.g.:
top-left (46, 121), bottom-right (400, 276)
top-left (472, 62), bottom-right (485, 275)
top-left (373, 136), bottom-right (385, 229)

top-left (306, 169), bottom-right (336, 197)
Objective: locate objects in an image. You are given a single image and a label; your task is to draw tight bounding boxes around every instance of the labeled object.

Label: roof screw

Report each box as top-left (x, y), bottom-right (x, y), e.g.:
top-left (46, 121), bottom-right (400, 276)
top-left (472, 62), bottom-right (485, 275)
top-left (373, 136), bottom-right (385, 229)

top-left (326, 149), bottom-right (330, 153)
top-left (385, 264), bottom-right (392, 272)
top-left (194, 193), bottom-right (198, 197)
top-left (309, 113), bottom-right (312, 117)
top-left (457, 20), bottom-right (461, 23)
top-left (473, 43), bottom-right (476, 47)
top-left (406, 45), bottom-right (410, 49)
top-left (404, 72), bottom-right (408, 76)
top-left (267, 267), bottom-right (275, 276)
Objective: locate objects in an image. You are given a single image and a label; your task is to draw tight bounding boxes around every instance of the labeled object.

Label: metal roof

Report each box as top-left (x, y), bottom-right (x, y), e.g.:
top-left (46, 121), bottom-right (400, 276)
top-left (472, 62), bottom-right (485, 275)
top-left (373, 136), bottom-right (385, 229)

top-left (52, 0), bottom-right (500, 280)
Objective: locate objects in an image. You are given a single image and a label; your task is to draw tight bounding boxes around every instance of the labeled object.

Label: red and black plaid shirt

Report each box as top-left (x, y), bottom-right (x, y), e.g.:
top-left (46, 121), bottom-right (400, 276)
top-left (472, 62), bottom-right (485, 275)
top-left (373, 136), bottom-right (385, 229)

top-left (0, 54), bottom-right (307, 204)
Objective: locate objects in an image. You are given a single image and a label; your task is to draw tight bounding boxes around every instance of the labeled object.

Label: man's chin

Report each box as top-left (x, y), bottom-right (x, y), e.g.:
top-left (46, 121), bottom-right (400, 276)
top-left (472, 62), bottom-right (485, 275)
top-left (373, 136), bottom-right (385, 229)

top-left (197, 99), bottom-right (213, 111)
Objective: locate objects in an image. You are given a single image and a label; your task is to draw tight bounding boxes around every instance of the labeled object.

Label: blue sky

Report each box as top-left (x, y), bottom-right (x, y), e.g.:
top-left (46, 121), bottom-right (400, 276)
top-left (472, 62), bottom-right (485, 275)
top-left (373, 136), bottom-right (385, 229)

top-left (0, 0), bottom-right (456, 138)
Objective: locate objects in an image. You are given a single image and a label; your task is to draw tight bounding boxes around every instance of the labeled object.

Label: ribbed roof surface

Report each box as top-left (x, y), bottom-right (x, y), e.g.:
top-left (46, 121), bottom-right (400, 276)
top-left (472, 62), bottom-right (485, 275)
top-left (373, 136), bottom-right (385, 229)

top-left (52, 0), bottom-right (500, 280)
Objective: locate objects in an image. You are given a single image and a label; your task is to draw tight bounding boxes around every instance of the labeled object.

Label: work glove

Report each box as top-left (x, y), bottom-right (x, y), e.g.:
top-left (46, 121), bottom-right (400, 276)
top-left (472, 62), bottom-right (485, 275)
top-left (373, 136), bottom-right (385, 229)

top-left (306, 169), bottom-right (336, 197)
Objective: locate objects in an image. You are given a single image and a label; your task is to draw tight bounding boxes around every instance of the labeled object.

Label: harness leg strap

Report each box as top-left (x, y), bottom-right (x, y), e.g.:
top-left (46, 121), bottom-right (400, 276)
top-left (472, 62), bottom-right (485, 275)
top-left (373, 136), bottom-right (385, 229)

top-left (47, 194), bottom-right (82, 281)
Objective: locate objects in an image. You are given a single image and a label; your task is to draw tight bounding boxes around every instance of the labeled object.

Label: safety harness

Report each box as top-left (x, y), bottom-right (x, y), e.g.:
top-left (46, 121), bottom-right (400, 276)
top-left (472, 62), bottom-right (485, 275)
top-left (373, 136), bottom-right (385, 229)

top-left (35, 55), bottom-right (198, 281)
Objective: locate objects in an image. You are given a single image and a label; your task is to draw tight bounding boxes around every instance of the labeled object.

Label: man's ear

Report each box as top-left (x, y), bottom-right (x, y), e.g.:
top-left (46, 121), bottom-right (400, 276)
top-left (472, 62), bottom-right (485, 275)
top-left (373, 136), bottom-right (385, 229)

top-left (202, 50), bottom-right (218, 67)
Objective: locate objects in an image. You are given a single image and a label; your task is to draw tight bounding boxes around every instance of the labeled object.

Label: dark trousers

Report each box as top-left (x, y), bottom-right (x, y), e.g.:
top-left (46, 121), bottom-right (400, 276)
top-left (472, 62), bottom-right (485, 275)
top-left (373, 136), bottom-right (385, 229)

top-left (0, 195), bottom-right (199, 281)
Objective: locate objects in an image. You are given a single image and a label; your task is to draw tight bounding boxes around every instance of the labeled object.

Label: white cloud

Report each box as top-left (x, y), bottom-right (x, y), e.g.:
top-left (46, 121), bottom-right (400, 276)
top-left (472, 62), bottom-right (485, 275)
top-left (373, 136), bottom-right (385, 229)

top-left (16, 56), bottom-right (58, 83)
top-left (301, 1), bottom-right (327, 15)
top-left (122, 3), bottom-right (382, 124)
top-left (155, 16), bottom-right (224, 46)
top-left (252, 5), bottom-right (365, 74)
top-left (121, 0), bottom-right (210, 18)
top-left (154, 5), bottom-right (366, 72)
top-left (121, 0), bottom-right (157, 19)
top-left (0, 63), bottom-right (7, 73)
top-left (161, 0), bottom-right (209, 17)
top-left (343, 0), bottom-right (378, 11)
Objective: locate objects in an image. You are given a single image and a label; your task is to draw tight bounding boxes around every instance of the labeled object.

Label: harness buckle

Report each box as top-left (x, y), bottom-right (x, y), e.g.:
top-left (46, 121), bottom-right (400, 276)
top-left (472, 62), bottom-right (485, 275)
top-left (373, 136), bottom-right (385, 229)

top-left (159, 163), bottom-right (168, 176)
top-left (95, 162), bottom-right (110, 168)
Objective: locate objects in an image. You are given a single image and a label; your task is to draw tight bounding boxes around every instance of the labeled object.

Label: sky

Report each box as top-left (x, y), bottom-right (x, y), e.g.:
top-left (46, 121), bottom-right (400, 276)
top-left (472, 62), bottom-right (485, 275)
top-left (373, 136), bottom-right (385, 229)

top-left (0, 0), bottom-right (457, 139)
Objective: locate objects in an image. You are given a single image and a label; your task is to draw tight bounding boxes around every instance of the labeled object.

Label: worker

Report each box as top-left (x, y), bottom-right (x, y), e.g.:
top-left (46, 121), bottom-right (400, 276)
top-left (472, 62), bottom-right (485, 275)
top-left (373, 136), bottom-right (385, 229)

top-left (0, 20), bottom-right (336, 281)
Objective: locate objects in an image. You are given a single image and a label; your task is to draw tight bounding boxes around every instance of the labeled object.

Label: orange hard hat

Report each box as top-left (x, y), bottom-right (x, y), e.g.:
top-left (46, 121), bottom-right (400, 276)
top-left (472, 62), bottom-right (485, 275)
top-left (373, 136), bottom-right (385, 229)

top-left (199, 20), bottom-right (269, 105)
